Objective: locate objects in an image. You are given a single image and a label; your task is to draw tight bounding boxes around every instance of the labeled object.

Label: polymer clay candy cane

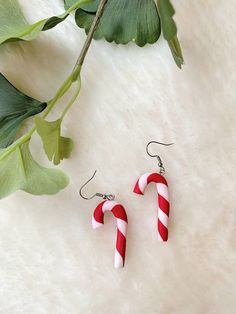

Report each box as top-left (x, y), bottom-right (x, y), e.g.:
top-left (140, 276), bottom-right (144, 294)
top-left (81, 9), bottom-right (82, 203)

top-left (133, 172), bottom-right (170, 241)
top-left (92, 200), bottom-right (128, 268)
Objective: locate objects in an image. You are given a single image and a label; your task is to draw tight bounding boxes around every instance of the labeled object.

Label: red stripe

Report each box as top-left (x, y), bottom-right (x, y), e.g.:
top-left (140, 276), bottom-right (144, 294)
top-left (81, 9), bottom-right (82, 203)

top-left (158, 195), bottom-right (169, 216)
top-left (147, 173), bottom-right (168, 186)
top-left (112, 205), bottom-right (128, 222)
top-left (116, 229), bottom-right (126, 265)
top-left (133, 180), bottom-right (144, 195)
top-left (158, 220), bottom-right (168, 241)
top-left (93, 201), bottom-right (106, 224)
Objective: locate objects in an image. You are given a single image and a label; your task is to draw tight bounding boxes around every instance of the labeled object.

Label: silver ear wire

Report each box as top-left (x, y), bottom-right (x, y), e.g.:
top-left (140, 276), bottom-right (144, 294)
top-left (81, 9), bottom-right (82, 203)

top-left (79, 170), bottom-right (115, 201)
top-left (146, 141), bottom-right (174, 175)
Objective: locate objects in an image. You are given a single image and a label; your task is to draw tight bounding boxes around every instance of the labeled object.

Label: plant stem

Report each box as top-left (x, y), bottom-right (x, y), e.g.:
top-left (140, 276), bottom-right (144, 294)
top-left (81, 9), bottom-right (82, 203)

top-left (60, 80), bottom-right (81, 120)
top-left (43, 72), bottom-right (75, 117)
top-left (75, 0), bottom-right (108, 68)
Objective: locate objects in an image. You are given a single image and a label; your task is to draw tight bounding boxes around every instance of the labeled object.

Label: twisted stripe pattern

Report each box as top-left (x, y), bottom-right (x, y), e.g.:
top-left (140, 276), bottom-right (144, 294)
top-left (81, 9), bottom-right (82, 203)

top-left (133, 172), bottom-right (170, 241)
top-left (92, 200), bottom-right (128, 268)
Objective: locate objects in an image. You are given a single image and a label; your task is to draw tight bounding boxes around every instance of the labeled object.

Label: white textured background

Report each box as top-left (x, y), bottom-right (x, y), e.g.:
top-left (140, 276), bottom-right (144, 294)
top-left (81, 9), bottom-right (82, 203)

top-left (0, 0), bottom-right (235, 313)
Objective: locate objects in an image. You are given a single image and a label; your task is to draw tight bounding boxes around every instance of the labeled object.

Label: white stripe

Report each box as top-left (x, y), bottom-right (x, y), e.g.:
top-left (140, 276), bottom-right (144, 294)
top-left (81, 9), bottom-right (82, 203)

top-left (117, 219), bottom-right (128, 237)
top-left (114, 249), bottom-right (124, 269)
top-left (158, 209), bottom-right (169, 228)
top-left (138, 173), bottom-right (151, 194)
top-left (102, 200), bottom-right (119, 212)
top-left (157, 183), bottom-right (169, 201)
top-left (92, 217), bottom-right (103, 229)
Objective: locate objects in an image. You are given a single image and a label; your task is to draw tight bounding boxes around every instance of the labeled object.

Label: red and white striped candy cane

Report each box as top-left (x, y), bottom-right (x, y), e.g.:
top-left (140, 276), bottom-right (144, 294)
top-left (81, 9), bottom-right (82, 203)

top-left (92, 200), bottom-right (128, 268)
top-left (133, 172), bottom-right (170, 241)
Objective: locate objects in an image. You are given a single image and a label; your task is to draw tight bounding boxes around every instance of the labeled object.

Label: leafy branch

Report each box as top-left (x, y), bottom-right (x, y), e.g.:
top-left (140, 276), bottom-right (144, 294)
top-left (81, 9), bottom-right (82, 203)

top-left (0, 0), bottom-right (108, 198)
top-left (0, 0), bottom-right (184, 199)
top-left (0, 0), bottom-right (93, 45)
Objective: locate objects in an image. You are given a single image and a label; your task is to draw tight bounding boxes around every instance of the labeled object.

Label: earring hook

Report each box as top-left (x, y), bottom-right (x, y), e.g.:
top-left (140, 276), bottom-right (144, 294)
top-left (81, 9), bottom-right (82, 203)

top-left (146, 141), bottom-right (174, 175)
top-left (79, 170), bottom-right (115, 201)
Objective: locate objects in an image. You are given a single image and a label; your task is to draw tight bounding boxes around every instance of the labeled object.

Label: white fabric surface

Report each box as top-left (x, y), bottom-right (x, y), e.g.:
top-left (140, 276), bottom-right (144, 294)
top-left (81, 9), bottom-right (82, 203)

top-left (0, 0), bottom-right (235, 313)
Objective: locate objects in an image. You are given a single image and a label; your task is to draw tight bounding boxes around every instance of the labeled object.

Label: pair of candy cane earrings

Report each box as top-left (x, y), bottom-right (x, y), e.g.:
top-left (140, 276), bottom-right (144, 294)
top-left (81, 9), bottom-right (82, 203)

top-left (79, 141), bottom-right (173, 269)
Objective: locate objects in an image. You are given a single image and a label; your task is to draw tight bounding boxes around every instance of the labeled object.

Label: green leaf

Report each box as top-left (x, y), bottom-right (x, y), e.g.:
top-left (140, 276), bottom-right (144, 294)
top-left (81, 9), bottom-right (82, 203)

top-left (35, 117), bottom-right (73, 166)
top-left (157, 0), bottom-right (184, 68)
top-left (0, 0), bottom-right (92, 45)
top-left (156, 0), bottom-right (176, 40)
top-left (65, 0), bottom-right (97, 11)
top-left (64, 0), bottom-right (79, 10)
top-left (64, 0), bottom-right (74, 10)
top-left (0, 140), bottom-right (69, 198)
top-left (75, 0), bottom-right (161, 47)
top-left (0, 73), bottom-right (46, 148)
top-left (168, 36), bottom-right (184, 69)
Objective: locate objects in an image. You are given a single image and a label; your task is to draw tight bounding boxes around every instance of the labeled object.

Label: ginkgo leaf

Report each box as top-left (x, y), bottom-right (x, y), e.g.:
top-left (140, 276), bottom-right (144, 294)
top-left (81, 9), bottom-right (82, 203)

top-left (157, 0), bottom-right (184, 68)
top-left (64, 0), bottom-right (79, 10)
top-left (64, 0), bottom-right (97, 11)
top-left (35, 117), bottom-right (73, 165)
top-left (0, 140), bottom-right (69, 198)
top-left (0, 73), bottom-right (46, 148)
top-left (0, 0), bottom-right (92, 45)
top-left (75, 0), bottom-right (161, 47)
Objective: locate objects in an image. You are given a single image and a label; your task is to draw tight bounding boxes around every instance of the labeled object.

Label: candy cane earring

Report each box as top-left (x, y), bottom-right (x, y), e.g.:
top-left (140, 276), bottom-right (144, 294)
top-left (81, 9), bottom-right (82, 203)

top-left (79, 171), bottom-right (128, 269)
top-left (133, 141), bottom-right (174, 242)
